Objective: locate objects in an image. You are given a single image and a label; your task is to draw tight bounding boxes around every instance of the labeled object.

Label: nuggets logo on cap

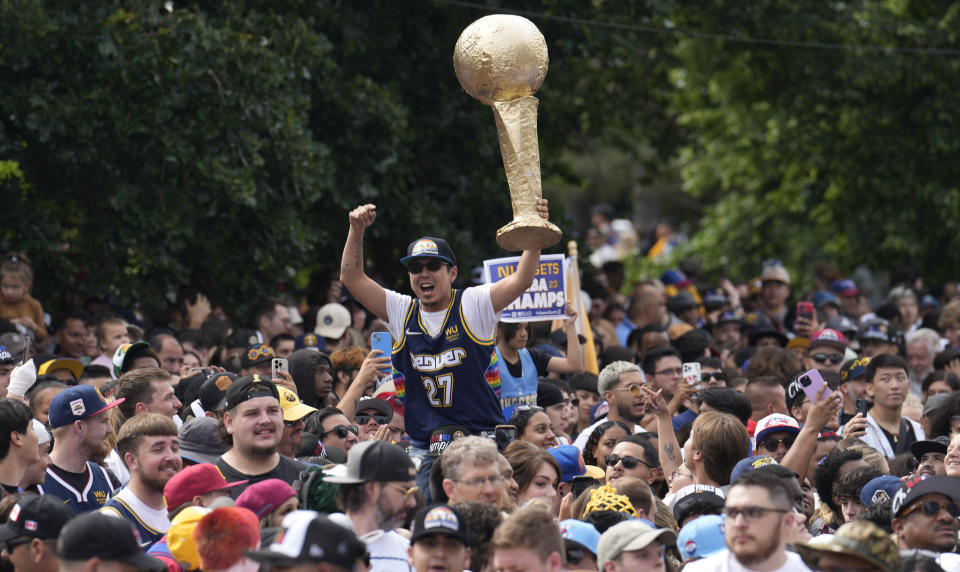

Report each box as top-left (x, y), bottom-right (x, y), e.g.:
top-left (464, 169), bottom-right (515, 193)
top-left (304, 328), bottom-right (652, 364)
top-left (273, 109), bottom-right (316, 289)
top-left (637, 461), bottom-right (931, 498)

top-left (872, 489), bottom-right (890, 505)
top-left (303, 333), bottom-right (318, 347)
top-left (424, 506), bottom-right (459, 531)
top-left (411, 239), bottom-right (440, 257)
top-left (751, 457), bottom-right (775, 470)
top-left (215, 375), bottom-right (232, 391)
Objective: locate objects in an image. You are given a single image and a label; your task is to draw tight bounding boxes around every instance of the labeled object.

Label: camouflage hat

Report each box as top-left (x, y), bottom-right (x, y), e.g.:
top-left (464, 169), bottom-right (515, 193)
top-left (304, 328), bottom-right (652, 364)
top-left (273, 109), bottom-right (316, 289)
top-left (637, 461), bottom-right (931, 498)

top-left (794, 521), bottom-right (900, 572)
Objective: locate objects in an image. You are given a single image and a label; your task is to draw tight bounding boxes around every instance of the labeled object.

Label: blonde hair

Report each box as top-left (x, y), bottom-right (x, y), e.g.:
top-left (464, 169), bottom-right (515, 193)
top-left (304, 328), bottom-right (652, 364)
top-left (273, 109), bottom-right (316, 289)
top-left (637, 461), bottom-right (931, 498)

top-left (0, 252), bottom-right (32, 285)
top-left (691, 411), bottom-right (750, 486)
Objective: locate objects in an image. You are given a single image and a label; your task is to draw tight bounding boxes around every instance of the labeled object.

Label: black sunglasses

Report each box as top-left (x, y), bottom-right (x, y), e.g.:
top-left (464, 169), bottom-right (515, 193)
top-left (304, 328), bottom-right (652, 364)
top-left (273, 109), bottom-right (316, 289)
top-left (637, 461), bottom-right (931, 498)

top-left (900, 500), bottom-right (960, 518)
top-left (701, 372), bottom-right (726, 382)
top-left (760, 437), bottom-right (796, 453)
top-left (605, 454), bottom-right (650, 470)
top-left (811, 353), bottom-right (844, 365)
top-left (356, 413), bottom-right (389, 425)
top-left (322, 425), bottom-right (359, 439)
top-left (407, 260), bottom-right (446, 274)
top-left (565, 546), bottom-right (586, 565)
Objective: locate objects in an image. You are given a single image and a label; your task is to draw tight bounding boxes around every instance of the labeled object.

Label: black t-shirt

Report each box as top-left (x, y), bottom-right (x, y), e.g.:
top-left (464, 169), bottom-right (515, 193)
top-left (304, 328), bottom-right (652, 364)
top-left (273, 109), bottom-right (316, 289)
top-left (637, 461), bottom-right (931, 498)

top-left (503, 347), bottom-right (554, 379)
top-left (1, 484), bottom-right (18, 496)
top-left (215, 454), bottom-right (306, 498)
top-left (47, 464), bottom-right (90, 492)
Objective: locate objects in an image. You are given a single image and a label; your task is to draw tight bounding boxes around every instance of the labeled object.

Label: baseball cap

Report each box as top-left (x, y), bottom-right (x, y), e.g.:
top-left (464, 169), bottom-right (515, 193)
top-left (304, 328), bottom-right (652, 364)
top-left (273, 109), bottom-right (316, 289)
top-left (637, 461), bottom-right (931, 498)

top-left (811, 291), bottom-right (837, 310)
top-left (547, 445), bottom-right (587, 483)
top-left (227, 328), bottom-right (261, 350)
top-left (840, 356), bottom-right (871, 383)
top-left (660, 269), bottom-right (691, 288)
top-left (910, 436), bottom-right (950, 461)
top-left (410, 505), bottom-right (470, 546)
top-left (677, 514), bottom-right (726, 562)
top-left (830, 279), bottom-right (861, 297)
top-left (48, 385), bottom-right (124, 428)
top-left (760, 263), bottom-right (790, 285)
top-left (236, 479), bottom-right (297, 519)
top-left (923, 393), bottom-right (950, 417)
top-left (198, 372), bottom-right (236, 413)
top-left (716, 311), bottom-right (744, 327)
top-left (808, 329), bottom-right (847, 352)
top-left (729, 455), bottom-right (778, 484)
top-left (858, 318), bottom-right (894, 344)
top-left (166, 506), bottom-right (210, 571)
top-left (795, 520), bottom-right (900, 572)
top-left (225, 374), bottom-right (280, 412)
top-left (278, 386), bottom-right (318, 422)
top-left (825, 315), bottom-right (857, 337)
top-left (247, 510), bottom-right (366, 568)
top-left (240, 343), bottom-right (275, 369)
top-left (400, 237), bottom-right (457, 268)
top-left (754, 414), bottom-right (800, 445)
top-left (537, 381), bottom-right (565, 409)
top-left (891, 475), bottom-right (960, 516)
top-left (860, 475), bottom-right (902, 507)
top-left (667, 292), bottom-right (698, 314)
top-left (31, 419), bottom-right (50, 446)
top-left (323, 440), bottom-right (415, 484)
top-left (0, 495), bottom-right (73, 543)
top-left (112, 341), bottom-right (160, 378)
top-left (747, 327), bottom-right (787, 348)
top-left (57, 511), bottom-right (164, 570)
top-left (785, 375), bottom-right (806, 411)
top-left (294, 332), bottom-right (324, 351)
top-left (559, 519), bottom-right (600, 556)
top-left (597, 520), bottom-right (677, 566)
top-left (670, 485), bottom-right (725, 523)
top-left (37, 358), bottom-right (83, 381)
top-left (314, 304), bottom-right (351, 339)
top-left (164, 463), bottom-right (248, 511)
top-left (355, 397), bottom-right (393, 422)
top-left (178, 416), bottom-right (229, 464)
top-left (0, 345), bottom-right (12, 364)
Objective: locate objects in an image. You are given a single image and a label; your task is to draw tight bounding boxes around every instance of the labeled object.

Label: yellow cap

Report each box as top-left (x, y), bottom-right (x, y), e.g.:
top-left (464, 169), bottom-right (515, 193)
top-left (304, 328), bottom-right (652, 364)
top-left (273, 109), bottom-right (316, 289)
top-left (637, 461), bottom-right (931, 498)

top-left (168, 506), bottom-right (210, 571)
top-left (277, 386), bottom-right (317, 422)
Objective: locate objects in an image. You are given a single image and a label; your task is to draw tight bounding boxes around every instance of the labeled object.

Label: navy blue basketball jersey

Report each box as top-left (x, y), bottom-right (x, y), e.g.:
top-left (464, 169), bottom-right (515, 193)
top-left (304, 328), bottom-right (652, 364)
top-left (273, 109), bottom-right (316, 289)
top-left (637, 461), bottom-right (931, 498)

top-left (101, 495), bottom-right (165, 547)
top-left (393, 289), bottom-right (505, 444)
top-left (38, 462), bottom-right (114, 514)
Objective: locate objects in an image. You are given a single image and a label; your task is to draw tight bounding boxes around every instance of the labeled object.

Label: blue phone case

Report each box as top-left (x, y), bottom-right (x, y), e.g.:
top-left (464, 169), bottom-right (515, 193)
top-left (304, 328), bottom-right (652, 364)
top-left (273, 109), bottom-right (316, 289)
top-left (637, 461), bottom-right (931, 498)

top-left (371, 332), bottom-right (393, 374)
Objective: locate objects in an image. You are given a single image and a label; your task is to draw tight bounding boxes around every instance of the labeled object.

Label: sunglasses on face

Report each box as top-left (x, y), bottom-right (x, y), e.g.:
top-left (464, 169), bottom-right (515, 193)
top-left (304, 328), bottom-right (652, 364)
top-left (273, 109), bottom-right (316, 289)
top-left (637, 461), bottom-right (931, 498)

top-left (701, 372), bottom-right (726, 382)
top-left (605, 454), bottom-right (650, 470)
top-left (322, 425), bottom-right (359, 439)
top-left (900, 500), bottom-right (960, 518)
top-left (407, 260), bottom-right (446, 274)
top-left (811, 353), bottom-right (844, 365)
top-left (356, 413), bottom-right (389, 425)
top-left (760, 436), bottom-right (796, 452)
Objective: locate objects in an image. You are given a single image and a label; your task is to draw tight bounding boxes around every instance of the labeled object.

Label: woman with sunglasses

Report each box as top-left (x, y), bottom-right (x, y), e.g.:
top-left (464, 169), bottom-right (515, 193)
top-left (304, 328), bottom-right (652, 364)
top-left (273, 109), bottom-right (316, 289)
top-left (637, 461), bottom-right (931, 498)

top-left (509, 406), bottom-right (558, 450)
top-left (504, 441), bottom-right (561, 512)
top-left (495, 303), bottom-right (583, 421)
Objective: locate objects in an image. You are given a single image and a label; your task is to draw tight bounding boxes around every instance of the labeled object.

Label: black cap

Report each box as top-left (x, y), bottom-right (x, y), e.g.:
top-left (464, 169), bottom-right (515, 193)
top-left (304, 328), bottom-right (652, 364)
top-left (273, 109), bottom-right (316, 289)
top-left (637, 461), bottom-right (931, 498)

top-left (891, 475), bottom-right (960, 516)
top-left (199, 372), bottom-right (237, 412)
top-left (240, 344), bottom-right (275, 369)
top-left (225, 374), bottom-right (280, 411)
top-left (400, 237), bottom-right (457, 267)
top-left (178, 416), bottom-right (229, 464)
top-left (410, 505), bottom-right (470, 546)
top-left (355, 397), bottom-right (394, 421)
top-left (537, 381), bottom-right (565, 409)
top-left (57, 512), bottom-right (165, 570)
top-left (324, 440), bottom-right (415, 484)
top-left (910, 436), bottom-right (950, 461)
top-left (0, 495), bottom-right (73, 543)
top-left (247, 511), bottom-right (366, 567)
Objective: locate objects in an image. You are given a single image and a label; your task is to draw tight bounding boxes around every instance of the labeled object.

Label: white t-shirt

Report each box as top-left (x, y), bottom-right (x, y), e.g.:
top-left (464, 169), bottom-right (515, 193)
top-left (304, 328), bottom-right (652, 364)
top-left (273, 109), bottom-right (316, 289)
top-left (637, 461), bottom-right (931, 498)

top-left (363, 530), bottom-right (413, 572)
top-left (573, 418), bottom-right (646, 451)
top-left (104, 448), bottom-right (130, 486)
top-left (385, 283), bottom-right (498, 341)
top-left (683, 549), bottom-right (812, 572)
top-left (99, 486), bottom-right (171, 535)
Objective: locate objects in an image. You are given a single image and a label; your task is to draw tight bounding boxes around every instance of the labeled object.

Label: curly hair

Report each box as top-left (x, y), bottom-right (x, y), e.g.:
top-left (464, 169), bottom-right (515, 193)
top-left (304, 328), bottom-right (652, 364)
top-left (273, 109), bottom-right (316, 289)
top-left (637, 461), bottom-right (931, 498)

top-left (582, 420), bottom-right (630, 466)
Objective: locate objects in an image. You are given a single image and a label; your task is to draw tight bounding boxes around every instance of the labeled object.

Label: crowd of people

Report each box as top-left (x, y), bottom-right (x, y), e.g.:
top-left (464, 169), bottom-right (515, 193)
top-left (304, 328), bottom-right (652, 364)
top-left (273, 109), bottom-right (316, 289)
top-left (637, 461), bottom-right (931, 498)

top-left (0, 200), bottom-right (959, 571)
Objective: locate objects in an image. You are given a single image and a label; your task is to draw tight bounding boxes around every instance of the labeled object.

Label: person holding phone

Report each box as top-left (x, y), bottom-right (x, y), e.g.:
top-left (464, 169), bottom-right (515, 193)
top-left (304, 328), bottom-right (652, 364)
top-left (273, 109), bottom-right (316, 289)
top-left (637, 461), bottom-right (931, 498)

top-left (341, 200), bottom-right (552, 501)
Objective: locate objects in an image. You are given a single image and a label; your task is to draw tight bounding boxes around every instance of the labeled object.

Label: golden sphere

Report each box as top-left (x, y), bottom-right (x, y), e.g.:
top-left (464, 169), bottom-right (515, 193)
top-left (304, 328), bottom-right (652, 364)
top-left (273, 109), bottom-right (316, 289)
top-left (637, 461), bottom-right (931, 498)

top-left (453, 14), bottom-right (548, 105)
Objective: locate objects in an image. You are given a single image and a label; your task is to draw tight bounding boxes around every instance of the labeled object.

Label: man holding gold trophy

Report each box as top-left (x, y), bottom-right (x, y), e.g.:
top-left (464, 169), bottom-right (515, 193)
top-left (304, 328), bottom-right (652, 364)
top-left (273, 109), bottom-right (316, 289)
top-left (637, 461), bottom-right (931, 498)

top-left (340, 14), bottom-right (561, 495)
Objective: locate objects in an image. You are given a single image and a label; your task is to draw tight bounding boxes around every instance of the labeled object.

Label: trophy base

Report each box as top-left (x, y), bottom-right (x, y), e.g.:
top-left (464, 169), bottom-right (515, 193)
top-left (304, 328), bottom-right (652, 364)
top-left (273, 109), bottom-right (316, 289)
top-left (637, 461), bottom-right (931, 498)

top-left (497, 218), bottom-right (562, 251)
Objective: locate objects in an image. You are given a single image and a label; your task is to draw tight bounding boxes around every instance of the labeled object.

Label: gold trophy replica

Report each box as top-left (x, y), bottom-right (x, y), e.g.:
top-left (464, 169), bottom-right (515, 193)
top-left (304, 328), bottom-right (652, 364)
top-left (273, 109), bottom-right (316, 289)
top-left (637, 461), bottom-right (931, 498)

top-left (454, 14), bottom-right (562, 251)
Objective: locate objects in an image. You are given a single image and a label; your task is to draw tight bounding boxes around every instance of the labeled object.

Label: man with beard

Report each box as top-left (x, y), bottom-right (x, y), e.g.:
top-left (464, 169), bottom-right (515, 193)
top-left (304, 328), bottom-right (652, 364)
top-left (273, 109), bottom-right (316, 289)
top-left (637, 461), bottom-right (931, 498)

top-left (684, 470), bottom-right (812, 571)
top-left (326, 440), bottom-right (418, 572)
top-left (215, 375), bottom-right (306, 497)
top-left (276, 386), bottom-right (316, 458)
top-left (40, 385), bottom-right (122, 513)
top-left (891, 475), bottom-right (960, 553)
top-left (911, 436), bottom-right (948, 477)
top-left (573, 361), bottom-right (647, 450)
top-left (99, 413), bottom-right (182, 546)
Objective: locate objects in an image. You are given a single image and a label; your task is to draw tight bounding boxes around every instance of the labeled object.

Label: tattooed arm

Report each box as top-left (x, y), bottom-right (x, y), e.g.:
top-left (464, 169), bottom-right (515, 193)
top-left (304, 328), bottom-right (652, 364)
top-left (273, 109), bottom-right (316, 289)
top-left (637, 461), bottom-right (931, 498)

top-left (641, 385), bottom-right (683, 484)
top-left (341, 204), bottom-right (388, 321)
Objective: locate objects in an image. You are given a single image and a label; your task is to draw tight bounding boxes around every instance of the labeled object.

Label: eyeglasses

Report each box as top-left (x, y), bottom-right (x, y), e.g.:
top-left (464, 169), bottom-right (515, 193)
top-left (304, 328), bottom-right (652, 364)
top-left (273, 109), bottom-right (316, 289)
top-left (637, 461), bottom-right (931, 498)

top-left (247, 345), bottom-right (275, 361)
top-left (723, 506), bottom-right (789, 522)
top-left (654, 367), bottom-right (683, 377)
top-left (899, 500), bottom-right (960, 518)
top-left (407, 260), bottom-right (446, 274)
top-left (321, 425), bottom-right (359, 439)
top-left (611, 383), bottom-right (644, 396)
top-left (811, 353), bottom-right (844, 365)
top-left (760, 437), bottom-right (796, 453)
top-left (605, 454), bottom-right (651, 470)
top-left (701, 372), bottom-right (726, 382)
top-left (386, 482), bottom-right (419, 499)
top-left (455, 474), bottom-right (505, 489)
top-left (356, 413), bottom-right (389, 425)
top-left (4, 537), bottom-right (31, 554)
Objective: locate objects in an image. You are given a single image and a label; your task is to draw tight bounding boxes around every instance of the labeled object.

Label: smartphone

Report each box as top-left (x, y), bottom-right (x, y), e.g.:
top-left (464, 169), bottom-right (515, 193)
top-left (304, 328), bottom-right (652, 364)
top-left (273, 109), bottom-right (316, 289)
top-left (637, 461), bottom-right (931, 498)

top-left (682, 362), bottom-right (701, 386)
top-left (271, 358), bottom-right (289, 379)
top-left (571, 476), bottom-right (598, 500)
top-left (797, 301), bottom-right (815, 322)
top-left (855, 399), bottom-right (868, 416)
top-left (798, 369), bottom-right (832, 403)
top-left (494, 424), bottom-right (517, 453)
top-left (370, 332), bottom-right (393, 374)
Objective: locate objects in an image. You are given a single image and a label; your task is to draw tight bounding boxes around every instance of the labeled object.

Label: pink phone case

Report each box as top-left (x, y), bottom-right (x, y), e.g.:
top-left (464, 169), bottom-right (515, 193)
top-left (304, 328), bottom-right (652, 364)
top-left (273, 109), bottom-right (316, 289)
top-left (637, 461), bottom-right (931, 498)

top-left (798, 369), bottom-right (832, 403)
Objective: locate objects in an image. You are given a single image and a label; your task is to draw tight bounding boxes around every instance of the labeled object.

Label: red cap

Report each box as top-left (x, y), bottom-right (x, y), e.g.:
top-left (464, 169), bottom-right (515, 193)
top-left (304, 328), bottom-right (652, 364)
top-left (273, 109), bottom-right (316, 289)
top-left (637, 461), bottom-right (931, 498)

top-left (234, 479), bottom-right (296, 519)
top-left (163, 463), bottom-right (247, 510)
